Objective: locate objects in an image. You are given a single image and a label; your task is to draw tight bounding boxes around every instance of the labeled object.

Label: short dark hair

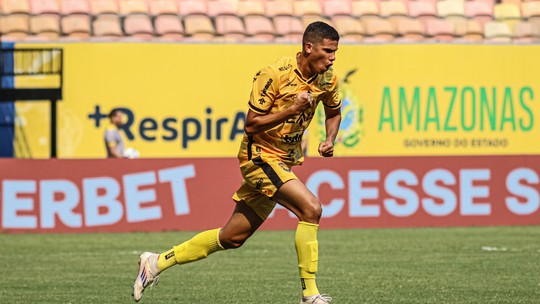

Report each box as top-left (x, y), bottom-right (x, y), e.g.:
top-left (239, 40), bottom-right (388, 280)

top-left (302, 21), bottom-right (340, 45)
top-left (108, 108), bottom-right (122, 120)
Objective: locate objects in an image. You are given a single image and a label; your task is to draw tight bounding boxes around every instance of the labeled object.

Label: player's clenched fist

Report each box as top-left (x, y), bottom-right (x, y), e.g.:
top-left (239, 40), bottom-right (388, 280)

top-left (291, 92), bottom-right (313, 114)
top-left (318, 140), bottom-right (334, 157)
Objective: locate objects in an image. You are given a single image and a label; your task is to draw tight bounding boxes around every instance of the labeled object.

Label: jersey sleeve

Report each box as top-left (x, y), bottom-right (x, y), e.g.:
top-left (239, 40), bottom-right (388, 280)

top-left (248, 66), bottom-right (278, 114)
top-left (322, 75), bottom-right (342, 110)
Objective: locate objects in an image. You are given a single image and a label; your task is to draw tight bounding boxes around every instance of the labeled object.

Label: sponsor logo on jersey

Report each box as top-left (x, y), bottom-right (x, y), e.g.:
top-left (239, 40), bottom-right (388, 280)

top-left (279, 63), bottom-right (292, 71)
top-left (260, 78), bottom-right (273, 97)
top-left (281, 130), bottom-right (304, 144)
top-left (287, 111), bottom-right (314, 125)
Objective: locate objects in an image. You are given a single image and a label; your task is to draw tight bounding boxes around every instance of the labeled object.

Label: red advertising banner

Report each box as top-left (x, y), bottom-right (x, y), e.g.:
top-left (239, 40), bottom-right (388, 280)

top-left (1, 156), bottom-right (539, 233)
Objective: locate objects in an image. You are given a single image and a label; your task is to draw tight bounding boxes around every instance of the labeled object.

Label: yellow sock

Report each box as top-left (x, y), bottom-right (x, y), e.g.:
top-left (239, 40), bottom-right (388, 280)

top-left (157, 248), bottom-right (176, 272)
top-left (295, 221), bottom-right (320, 297)
top-left (157, 228), bottom-right (224, 273)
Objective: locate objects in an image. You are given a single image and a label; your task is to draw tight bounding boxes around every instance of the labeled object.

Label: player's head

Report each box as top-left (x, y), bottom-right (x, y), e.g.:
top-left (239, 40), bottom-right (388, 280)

top-left (302, 21), bottom-right (340, 74)
top-left (108, 108), bottom-right (124, 127)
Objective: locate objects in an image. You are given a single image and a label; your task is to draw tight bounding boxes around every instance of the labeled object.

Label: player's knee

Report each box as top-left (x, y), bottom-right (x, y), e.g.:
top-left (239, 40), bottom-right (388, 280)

top-left (300, 199), bottom-right (322, 224)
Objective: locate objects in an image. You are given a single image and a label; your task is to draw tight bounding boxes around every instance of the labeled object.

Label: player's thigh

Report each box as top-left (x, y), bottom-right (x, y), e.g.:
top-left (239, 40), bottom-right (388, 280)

top-left (273, 179), bottom-right (321, 222)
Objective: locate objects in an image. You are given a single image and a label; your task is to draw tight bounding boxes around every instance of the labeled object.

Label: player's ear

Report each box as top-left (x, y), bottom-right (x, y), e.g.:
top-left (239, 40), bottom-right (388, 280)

top-left (304, 42), bottom-right (313, 54)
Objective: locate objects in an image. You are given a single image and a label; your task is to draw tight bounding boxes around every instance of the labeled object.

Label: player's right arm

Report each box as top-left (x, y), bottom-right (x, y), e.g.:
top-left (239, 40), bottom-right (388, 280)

top-left (107, 145), bottom-right (122, 158)
top-left (244, 67), bottom-right (312, 135)
top-left (244, 95), bottom-right (310, 135)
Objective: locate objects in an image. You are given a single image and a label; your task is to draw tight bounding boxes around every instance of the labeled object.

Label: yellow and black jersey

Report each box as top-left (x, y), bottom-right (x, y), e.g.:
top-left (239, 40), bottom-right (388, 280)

top-left (237, 55), bottom-right (341, 166)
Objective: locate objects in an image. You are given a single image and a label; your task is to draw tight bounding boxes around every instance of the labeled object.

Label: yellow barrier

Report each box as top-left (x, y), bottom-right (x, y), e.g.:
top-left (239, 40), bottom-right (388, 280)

top-left (14, 43), bottom-right (540, 158)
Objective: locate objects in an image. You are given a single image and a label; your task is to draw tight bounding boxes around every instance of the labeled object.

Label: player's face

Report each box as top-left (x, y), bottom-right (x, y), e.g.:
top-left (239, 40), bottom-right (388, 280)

top-left (307, 38), bottom-right (338, 74)
top-left (112, 112), bottom-right (124, 127)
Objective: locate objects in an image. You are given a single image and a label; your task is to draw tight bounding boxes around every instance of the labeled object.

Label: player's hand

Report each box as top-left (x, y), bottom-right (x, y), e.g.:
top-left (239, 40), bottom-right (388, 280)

top-left (318, 140), bottom-right (334, 157)
top-left (291, 92), bottom-right (313, 114)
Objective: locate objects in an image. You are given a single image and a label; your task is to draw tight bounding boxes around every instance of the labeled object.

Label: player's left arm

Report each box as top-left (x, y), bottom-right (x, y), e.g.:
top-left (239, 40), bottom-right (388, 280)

top-left (318, 72), bottom-right (342, 157)
top-left (318, 106), bottom-right (341, 157)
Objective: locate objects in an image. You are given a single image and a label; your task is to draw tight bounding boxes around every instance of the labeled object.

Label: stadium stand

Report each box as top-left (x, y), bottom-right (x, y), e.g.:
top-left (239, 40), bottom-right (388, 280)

top-left (363, 18), bottom-right (395, 42)
top-left (425, 18), bottom-right (455, 41)
top-left (89, 0), bottom-right (119, 16)
top-left (183, 15), bottom-right (215, 41)
top-left (395, 18), bottom-right (426, 42)
top-left (408, 1), bottom-right (438, 25)
top-left (2, 0), bottom-right (31, 15)
top-left (124, 14), bottom-right (154, 40)
top-left (437, 0), bottom-right (468, 32)
top-left (150, 0), bottom-right (183, 40)
top-left (484, 20), bottom-right (513, 42)
top-left (379, 0), bottom-right (409, 31)
top-left (60, 0), bottom-right (90, 15)
top-left (513, 21), bottom-right (540, 42)
top-left (60, 0), bottom-right (91, 40)
top-left (323, 0), bottom-right (353, 17)
top-left (30, 0), bottom-right (60, 15)
top-left (1, 14), bottom-right (30, 41)
top-left (119, 0), bottom-right (148, 15)
top-left (0, 0), bottom-right (539, 43)
top-left (237, 0), bottom-right (265, 16)
top-left (244, 15), bottom-right (275, 42)
top-left (522, 1), bottom-right (540, 31)
top-left (149, 0), bottom-right (177, 16)
top-left (179, 0), bottom-right (215, 41)
top-left (494, 3), bottom-right (522, 30)
top-left (61, 13), bottom-right (91, 39)
top-left (351, 0), bottom-right (381, 20)
top-left (464, 1), bottom-right (494, 28)
top-left (437, 0), bottom-right (466, 19)
top-left (266, 0), bottom-right (303, 42)
top-left (236, 0), bottom-right (275, 41)
top-left (332, 14), bottom-right (365, 42)
top-left (30, 13), bottom-right (60, 40)
top-left (458, 19), bottom-right (485, 42)
top-left (92, 14), bottom-right (123, 40)
top-left (208, 0), bottom-right (247, 42)
top-left (154, 15), bottom-right (184, 40)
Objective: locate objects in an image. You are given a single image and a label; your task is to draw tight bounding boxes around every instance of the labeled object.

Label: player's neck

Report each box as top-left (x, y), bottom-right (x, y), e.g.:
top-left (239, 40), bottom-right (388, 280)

top-left (296, 53), bottom-right (315, 80)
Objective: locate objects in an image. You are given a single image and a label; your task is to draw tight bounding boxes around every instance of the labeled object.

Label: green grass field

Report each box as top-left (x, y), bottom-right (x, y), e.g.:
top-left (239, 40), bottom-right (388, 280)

top-left (1, 226), bottom-right (539, 304)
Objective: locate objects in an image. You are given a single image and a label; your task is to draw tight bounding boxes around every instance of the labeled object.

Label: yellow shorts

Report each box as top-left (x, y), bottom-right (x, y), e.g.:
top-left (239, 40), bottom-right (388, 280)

top-left (232, 156), bottom-right (298, 220)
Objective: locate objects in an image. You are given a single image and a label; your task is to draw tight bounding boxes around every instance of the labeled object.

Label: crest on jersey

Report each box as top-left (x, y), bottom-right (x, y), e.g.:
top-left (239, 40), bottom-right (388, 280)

top-left (318, 67), bottom-right (334, 90)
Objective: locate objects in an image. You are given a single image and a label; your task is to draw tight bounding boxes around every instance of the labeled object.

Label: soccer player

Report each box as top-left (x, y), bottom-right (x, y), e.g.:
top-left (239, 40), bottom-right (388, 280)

top-left (132, 21), bottom-right (342, 304)
top-left (104, 108), bottom-right (125, 158)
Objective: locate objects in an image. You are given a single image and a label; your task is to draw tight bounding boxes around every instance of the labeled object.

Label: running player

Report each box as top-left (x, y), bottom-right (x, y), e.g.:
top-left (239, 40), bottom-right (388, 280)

top-left (132, 21), bottom-right (342, 304)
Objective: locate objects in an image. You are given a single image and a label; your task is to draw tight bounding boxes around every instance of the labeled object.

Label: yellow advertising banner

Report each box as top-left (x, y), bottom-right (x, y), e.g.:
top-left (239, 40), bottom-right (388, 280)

top-left (13, 43), bottom-right (540, 158)
top-left (310, 44), bottom-right (540, 157)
